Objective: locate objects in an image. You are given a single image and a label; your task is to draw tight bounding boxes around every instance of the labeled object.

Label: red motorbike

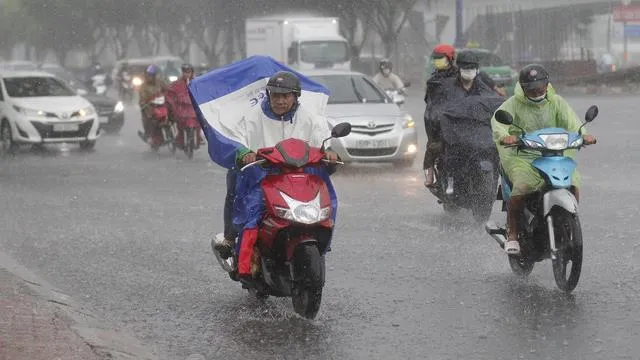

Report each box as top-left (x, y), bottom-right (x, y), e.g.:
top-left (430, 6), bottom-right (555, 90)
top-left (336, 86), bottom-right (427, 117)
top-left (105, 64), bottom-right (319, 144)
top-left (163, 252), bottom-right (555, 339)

top-left (172, 92), bottom-right (202, 159)
top-left (213, 122), bottom-right (351, 319)
top-left (145, 94), bottom-right (176, 153)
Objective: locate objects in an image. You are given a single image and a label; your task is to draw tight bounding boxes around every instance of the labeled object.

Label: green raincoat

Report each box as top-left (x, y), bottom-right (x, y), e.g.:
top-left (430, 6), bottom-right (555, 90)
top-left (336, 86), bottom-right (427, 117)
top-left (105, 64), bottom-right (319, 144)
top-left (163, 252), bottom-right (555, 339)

top-left (491, 83), bottom-right (585, 196)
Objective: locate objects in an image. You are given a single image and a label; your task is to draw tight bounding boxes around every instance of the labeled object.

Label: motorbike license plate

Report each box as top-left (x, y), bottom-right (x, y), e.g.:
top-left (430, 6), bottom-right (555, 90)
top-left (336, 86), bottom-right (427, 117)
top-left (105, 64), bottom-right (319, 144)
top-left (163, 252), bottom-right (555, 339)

top-left (53, 123), bottom-right (79, 132)
top-left (99, 116), bottom-right (109, 124)
top-left (356, 140), bottom-right (390, 148)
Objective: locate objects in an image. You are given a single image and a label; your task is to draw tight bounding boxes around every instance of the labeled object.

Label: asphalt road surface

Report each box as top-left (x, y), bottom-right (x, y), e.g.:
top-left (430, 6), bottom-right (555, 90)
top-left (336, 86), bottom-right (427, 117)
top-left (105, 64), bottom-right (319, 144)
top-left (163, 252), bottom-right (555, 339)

top-left (1, 90), bottom-right (639, 360)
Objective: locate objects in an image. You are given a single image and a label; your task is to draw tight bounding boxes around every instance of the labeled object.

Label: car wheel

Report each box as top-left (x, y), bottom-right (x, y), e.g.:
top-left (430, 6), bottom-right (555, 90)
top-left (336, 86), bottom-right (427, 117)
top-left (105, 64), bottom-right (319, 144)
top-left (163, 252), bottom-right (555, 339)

top-left (1, 120), bottom-right (17, 156)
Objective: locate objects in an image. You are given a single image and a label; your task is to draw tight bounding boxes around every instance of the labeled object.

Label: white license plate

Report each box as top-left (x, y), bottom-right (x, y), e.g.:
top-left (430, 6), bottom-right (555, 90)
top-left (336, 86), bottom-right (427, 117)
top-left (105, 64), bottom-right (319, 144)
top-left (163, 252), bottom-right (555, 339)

top-left (99, 116), bottom-right (109, 124)
top-left (53, 123), bottom-right (79, 132)
top-left (356, 140), bottom-right (391, 148)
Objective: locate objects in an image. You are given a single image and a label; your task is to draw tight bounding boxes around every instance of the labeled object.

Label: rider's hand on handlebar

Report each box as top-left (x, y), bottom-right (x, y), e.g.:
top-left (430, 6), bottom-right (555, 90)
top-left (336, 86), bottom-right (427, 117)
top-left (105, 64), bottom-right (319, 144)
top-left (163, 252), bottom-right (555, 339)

top-left (500, 135), bottom-right (519, 146)
top-left (324, 150), bottom-right (339, 163)
top-left (242, 152), bottom-right (257, 165)
top-left (583, 134), bottom-right (597, 145)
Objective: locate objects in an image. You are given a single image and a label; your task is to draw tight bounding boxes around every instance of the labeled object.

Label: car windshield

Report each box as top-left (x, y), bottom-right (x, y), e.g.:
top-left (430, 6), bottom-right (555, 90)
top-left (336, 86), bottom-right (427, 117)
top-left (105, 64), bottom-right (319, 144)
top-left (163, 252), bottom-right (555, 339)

top-left (3, 76), bottom-right (76, 97)
top-left (475, 52), bottom-right (508, 67)
top-left (45, 69), bottom-right (89, 92)
top-left (309, 74), bottom-right (387, 104)
top-left (300, 41), bottom-right (349, 64)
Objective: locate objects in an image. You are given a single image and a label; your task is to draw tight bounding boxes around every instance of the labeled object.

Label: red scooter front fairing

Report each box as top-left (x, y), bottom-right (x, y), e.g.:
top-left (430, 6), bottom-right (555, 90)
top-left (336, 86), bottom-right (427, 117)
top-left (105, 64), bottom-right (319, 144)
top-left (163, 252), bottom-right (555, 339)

top-left (257, 139), bottom-right (334, 259)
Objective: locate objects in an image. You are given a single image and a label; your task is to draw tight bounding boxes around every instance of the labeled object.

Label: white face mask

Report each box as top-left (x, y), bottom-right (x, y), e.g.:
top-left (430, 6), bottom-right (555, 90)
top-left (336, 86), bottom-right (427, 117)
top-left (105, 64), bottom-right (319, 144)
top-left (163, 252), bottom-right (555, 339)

top-left (527, 93), bottom-right (546, 103)
top-left (460, 69), bottom-right (477, 81)
top-left (382, 69), bottom-right (391, 76)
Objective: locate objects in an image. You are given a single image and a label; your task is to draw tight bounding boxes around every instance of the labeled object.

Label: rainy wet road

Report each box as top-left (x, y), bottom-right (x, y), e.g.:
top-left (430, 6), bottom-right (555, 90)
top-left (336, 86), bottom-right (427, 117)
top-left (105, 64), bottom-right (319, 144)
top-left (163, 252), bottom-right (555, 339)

top-left (1, 91), bottom-right (639, 360)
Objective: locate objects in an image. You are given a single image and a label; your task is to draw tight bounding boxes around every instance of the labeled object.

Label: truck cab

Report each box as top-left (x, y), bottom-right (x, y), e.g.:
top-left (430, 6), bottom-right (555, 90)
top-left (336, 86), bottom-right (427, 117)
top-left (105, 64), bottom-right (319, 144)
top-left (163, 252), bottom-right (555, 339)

top-left (287, 34), bottom-right (350, 70)
top-left (246, 16), bottom-right (351, 71)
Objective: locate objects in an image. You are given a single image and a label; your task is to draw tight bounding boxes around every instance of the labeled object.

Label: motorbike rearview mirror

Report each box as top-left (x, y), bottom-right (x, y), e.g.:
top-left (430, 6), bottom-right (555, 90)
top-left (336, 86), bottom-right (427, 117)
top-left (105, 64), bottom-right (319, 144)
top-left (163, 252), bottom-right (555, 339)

top-left (494, 110), bottom-right (513, 125)
top-left (584, 105), bottom-right (598, 123)
top-left (403, 80), bottom-right (411, 87)
top-left (331, 122), bottom-right (352, 138)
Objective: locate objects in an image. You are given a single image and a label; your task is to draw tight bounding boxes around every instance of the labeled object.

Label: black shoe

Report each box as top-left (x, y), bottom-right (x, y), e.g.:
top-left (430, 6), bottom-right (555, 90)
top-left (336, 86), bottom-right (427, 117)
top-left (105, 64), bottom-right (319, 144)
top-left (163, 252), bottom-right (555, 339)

top-left (212, 237), bottom-right (234, 259)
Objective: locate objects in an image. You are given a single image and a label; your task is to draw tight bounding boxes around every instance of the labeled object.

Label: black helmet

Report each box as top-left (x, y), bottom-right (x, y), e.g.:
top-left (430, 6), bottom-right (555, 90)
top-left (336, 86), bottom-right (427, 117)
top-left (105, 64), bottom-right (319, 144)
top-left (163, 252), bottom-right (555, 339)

top-left (266, 71), bottom-right (301, 96)
top-left (379, 59), bottom-right (392, 71)
top-left (181, 63), bottom-right (193, 72)
top-left (519, 64), bottom-right (549, 92)
top-left (456, 50), bottom-right (479, 69)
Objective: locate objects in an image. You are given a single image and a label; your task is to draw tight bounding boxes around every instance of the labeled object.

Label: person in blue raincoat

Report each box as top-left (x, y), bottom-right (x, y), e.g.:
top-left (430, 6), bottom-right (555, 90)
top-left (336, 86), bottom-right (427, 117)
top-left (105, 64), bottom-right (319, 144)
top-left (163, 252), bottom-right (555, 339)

top-left (191, 66), bottom-right (339, 280)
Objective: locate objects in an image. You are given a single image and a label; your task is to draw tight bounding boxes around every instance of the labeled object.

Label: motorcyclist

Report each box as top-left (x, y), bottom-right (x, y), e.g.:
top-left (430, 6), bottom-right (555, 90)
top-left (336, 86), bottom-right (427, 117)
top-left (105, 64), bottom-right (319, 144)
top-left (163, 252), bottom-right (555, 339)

top-left (212, 71), bottom-right (339, 280)
top-left (423, 44), bottom-right (457, 187)
top-left (167, 63), bottom-right (203, 148)
top-left (137, 65), bottom-right (168, 141)
top-left (85, 61), bottom-right (111, 91)
top-left (372, 59), bottom-right (406, 93)
top-left (491, 64), bottom-right (597, 255)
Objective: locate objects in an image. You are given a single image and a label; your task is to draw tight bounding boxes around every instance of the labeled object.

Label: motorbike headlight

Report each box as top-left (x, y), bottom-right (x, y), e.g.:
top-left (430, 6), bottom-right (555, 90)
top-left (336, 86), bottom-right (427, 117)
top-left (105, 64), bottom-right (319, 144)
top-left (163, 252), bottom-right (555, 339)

top-left (132, 77), bottom-right (143, 86)
top-left (114, 101), bottom-right (124, 113)
top-left (277, 191), bottom-right (330, 225)
top-left (523, 139), bottom-right (544, 148)
top-left (539, 133), bottom-right (569, 150)
top-left (402, 113), bottom-right (414, 128)
top-left (570, 137), bottom-right (584, 148)
top-left (78, 107), bottom-right (95, 117)
top-left (12, 105), bottom-right (45, 117)
top-left (168, 75), bottom-right (178, 82)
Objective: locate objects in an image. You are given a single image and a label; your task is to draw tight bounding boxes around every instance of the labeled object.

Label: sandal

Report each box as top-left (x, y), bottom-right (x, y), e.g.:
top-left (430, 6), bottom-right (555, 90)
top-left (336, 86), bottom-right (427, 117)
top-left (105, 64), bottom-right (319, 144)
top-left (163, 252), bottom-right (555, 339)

top-left (505, 240), bottom-right (521, 255)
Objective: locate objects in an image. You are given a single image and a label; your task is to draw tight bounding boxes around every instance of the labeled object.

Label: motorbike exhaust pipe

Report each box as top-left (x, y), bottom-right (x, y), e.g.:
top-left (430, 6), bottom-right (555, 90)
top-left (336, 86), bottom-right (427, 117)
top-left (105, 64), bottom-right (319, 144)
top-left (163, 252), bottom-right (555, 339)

top-left (485, 221), bottom-right (506, 249)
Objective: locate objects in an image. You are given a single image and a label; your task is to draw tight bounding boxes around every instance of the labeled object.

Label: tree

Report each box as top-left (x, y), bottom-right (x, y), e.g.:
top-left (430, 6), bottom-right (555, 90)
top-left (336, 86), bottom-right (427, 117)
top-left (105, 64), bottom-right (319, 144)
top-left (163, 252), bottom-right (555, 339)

top-left (366, 0), bottom-right (418, 57)
top-left (18, 0), bottom-right (99, 64)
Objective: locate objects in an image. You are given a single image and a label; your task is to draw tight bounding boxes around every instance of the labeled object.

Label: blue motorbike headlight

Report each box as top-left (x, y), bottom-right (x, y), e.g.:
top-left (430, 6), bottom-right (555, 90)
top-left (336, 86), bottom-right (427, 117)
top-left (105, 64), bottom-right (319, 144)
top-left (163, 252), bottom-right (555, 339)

top-left (524, 139), bottom-right (545, 148)
top-left (570, 137), bottom-right (583, 147)
top-left (539, 133), bottom-right (569, 150)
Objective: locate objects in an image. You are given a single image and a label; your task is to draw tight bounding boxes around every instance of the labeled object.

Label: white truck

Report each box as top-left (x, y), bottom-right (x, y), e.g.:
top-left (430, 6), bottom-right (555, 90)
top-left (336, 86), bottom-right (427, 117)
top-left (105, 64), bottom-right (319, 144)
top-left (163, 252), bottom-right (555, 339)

top-left (246, 16), bottom-right (351, 70)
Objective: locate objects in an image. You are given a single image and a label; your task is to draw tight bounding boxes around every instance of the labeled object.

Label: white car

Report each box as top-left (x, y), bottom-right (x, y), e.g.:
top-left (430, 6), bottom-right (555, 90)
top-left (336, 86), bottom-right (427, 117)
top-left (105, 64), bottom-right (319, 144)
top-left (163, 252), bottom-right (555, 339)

top-left (0, 70), bottom-right (100, 153)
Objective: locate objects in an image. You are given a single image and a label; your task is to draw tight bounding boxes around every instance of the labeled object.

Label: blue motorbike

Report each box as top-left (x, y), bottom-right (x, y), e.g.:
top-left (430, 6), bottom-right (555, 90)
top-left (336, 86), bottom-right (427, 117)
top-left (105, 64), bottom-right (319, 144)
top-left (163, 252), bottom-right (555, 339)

top-left (485, 105), bottom-right (598, 292)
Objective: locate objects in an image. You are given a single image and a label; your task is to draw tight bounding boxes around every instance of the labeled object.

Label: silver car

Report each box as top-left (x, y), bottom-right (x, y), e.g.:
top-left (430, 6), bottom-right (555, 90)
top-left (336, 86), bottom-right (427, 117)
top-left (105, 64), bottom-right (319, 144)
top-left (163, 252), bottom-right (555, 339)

top-left (305, 70), bottom-right (418, 168)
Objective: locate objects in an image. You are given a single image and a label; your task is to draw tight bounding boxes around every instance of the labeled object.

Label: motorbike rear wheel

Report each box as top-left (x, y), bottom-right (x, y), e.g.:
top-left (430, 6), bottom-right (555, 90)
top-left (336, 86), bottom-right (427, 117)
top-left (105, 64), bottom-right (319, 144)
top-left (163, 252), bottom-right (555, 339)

top-left (291, 243), bottom-right (324, 319)
top-left (551, 209), bottom-right (583, 293)
top-left (185, 128), bottom-right (194, 159)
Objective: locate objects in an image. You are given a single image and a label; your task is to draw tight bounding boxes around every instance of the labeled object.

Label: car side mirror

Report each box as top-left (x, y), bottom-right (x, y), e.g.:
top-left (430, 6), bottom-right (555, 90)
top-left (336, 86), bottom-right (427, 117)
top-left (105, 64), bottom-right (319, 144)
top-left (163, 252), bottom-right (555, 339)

top-left (331, 122), bottom-right (352, 138)
top-left (585, 105), bottom-right (598, 122)
top-left (494, 109), bottom-right (513, 125)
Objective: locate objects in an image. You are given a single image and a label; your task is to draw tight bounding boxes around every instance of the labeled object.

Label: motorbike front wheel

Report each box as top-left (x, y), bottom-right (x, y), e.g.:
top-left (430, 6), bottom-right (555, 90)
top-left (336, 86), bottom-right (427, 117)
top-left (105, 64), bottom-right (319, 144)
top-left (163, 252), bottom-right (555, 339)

top-left (551, 209), bottom-right (583, 293)
top-left (291, 243), bottom-right (325, 319)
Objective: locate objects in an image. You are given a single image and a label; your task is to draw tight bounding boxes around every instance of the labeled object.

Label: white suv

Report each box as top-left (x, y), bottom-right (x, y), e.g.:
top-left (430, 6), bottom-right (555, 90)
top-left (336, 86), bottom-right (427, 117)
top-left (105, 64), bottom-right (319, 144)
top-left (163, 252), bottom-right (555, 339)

top-left (0, 70), bottom-right (100, 153)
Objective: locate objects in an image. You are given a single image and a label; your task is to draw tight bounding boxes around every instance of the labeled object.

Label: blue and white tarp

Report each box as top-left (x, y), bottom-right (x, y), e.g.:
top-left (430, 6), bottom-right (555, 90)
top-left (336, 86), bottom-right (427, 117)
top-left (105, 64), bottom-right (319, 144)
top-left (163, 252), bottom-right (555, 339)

top-left (188, 55), bottom-right (331, 169)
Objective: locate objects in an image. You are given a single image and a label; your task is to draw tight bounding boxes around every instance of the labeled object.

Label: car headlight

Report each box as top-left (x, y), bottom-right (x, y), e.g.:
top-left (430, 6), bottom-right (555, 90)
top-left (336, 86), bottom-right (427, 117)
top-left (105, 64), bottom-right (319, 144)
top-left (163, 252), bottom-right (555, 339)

top-left (276, 191), bottom-right (330, 225)
top-left (78, 107), bottom-right (95, 117)
top-left (132, 77), bottom-right (143, 86)
top-left (539, 133), bottom-right (569, 150)
top-left (114, 101), bottom-right (124, 113)
top-left (12, 105), bottom-right (45, 116)
top-left (402, 113), bottom-right (414, 128)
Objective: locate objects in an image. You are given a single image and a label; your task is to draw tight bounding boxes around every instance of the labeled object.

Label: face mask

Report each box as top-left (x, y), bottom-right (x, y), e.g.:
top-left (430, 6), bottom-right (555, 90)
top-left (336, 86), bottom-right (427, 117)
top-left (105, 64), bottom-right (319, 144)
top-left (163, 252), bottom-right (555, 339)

top-left (433, 58), bottom-right (449, 70)
top-left (460, 69), bottom-right (478, 81)
top-left (382, 69), bottom-right (391, 76)
top-left (527, 93), bottom-right (547, 103)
